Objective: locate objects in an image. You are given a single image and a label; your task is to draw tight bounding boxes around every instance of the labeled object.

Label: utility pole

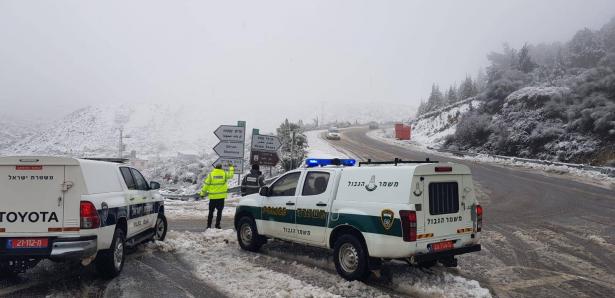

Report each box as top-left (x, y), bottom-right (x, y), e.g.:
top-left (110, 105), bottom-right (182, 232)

top-left (290, 131), bottom-right (296, 169)
top-left (118, 128), bottom-right (123, 158)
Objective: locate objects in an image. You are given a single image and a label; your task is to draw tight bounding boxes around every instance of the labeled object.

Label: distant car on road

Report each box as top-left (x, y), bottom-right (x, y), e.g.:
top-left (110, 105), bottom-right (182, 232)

top-left (326, 127), bottom-right (341, 140)
top-left (368, 122), bottom-right (379, 130)
top-left (0, 156), bottom-right (167, 278)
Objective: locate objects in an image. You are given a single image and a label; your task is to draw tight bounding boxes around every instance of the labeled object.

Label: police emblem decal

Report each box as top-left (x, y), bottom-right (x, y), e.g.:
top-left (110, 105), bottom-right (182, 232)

top-left (365, 175), bottom-right (378, 191)
top-left (380, 209), bottom-right (395, 230)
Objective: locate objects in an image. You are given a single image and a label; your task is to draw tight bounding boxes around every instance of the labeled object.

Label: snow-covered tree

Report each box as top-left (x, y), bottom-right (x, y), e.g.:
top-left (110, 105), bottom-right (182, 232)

top-left (458, 76), bottom-right (477, 100)
top-left (445, 85), bottom-right (458, 104)
top-left (568, 28), bottom-right (606, 68)
top-left (426, 84), bottom-right (445, 111)
top-left (276, 119), bottom-right (307, 170)
top-left (518, 43), bottom-right (537, 73)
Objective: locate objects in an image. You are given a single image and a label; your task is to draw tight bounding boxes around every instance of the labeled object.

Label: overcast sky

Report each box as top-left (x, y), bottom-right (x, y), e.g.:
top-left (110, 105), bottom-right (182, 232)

top-left (1, 0), bottom-right (615, 122)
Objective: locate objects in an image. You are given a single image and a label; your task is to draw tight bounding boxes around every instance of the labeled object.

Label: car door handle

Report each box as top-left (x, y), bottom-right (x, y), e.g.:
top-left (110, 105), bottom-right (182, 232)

top-left (286, 201), bottom-right (295, 206)
top-left (316, 202), bottom-right (327, 207)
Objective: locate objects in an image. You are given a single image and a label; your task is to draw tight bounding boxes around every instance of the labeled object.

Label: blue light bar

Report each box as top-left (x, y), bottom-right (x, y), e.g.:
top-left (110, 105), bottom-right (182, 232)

top-left (305, 158), bottom-right (356, 167)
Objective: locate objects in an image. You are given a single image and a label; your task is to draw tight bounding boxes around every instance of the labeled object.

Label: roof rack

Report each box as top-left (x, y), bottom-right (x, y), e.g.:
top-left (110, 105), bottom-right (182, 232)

top-left (358, 158), bottom-right (438, 167)
top-left (82, 157), bottom-right (129, 164)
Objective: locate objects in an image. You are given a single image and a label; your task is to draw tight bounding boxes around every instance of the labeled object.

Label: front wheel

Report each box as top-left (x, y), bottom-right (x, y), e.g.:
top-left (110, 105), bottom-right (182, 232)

top-left (333, 234), bottom-right (370, 281)
top-left (152, 213), bottom-right (168, 241)
top-left (236, 217), bottom-right (264, 252)
top-left (95, 228), bottom-right (126, 278)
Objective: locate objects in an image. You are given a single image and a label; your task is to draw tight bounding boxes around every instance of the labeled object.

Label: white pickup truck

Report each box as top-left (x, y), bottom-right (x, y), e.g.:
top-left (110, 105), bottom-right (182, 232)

top-left (235, 158), bottom-right (482, 281)
top-left (0, 156), bottom-right (167, 278)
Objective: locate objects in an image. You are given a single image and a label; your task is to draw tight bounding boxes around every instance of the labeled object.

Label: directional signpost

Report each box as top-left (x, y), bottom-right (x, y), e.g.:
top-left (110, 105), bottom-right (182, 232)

top-left (250, 129), bottom-right (282, 168)
top-left (213, 122), bottom-right (245, 175)
top-left (251, 134), bottom-right (283, 152)
top-left (250, 151), bottom-right (280, 166)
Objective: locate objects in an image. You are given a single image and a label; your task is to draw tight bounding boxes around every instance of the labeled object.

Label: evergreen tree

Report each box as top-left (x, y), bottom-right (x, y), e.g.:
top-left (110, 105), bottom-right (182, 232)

top-left (427, 84), bottom-right (444, 111)
top-left (518, 43), bottom-right (537, 73)
top-left (568, 28), bottom-right (606, 68)
top-left (458, 76), bottom-right (477, 100)
top-left (276, 119), bottom-right (307, 170)
top-left (445, 85), bottom-right (458, 104)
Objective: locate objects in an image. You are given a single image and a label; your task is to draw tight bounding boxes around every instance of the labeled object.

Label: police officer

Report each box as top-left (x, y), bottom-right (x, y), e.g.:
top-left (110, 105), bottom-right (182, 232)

top-left (241, 163), bottom-right (265, 196)
top-left (200, 163), bottom-right (234, 229)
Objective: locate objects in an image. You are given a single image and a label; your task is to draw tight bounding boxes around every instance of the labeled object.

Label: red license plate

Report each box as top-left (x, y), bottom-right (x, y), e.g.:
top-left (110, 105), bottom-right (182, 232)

top-left (430, 240), bottom-right (454, 252)
top-left (7, 238), bottom-right (49, 249)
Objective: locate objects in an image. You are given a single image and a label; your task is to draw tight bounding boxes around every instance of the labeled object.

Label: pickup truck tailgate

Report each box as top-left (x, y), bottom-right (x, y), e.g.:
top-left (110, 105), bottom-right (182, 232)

top-left (0, 164), bottom-right (65, 233)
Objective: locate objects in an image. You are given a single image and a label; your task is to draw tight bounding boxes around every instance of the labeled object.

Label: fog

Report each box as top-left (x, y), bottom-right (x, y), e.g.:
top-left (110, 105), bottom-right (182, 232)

top-left (1, 0), bottom-right (614, 124)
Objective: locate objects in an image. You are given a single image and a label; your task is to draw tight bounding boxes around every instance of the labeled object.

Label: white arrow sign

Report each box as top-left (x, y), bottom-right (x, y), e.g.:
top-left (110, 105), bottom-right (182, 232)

top-left (215, 125), bottom-right (245, 142)
top-left (214, 142), bottom-right (244, 158)
top-left (213, 157), bottom-right (244, 174)
top-left (251, 135), bottom-right (282, 152)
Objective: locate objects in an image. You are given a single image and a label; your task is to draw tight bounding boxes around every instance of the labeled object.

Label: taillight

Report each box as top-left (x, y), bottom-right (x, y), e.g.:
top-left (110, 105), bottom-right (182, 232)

top-left (475, 204), bottom-right (483, 232)
top-left (399, 210), bottom-right (417, 242)
top-left (435, 166), bottom-right (453, 172)
top-left (80, 201), bottom-right (100, 229)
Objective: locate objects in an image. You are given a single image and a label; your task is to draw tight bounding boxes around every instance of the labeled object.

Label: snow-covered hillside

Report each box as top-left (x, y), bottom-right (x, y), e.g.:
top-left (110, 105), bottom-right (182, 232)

top-left (1, 104), bottom-right (222, 158)
top-left (410, 98), bottom-right (481, 148)
top-left (0, 114), bottom-right (38, 150)
top-left (0, 102), bottom-right (416, 158)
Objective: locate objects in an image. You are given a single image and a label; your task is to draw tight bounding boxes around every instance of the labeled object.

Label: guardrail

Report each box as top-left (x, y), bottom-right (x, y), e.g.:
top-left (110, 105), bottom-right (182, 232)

top-left (428, 147), bottom-right (615, 177)
top-left (161, 176), bottom-right (280, 200)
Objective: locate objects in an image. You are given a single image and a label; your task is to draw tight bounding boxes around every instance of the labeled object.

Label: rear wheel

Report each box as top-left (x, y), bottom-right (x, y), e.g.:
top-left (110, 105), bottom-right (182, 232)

top-left (333, 234), bottom-right (369, 281)
top-left (237, 217), bottom-right (264, 252)
top-left (152, 213), bottom-right (168, 241)
top-left (418, 260), bottom-right (438, 268)
top-left (0, 262), bottom-right (19, 278)
top-left (95, 228), bottom-right (126, 278)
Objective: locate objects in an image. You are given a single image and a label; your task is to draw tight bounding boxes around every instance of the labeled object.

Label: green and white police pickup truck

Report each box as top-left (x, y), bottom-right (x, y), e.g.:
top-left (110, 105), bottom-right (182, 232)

top-left (235, 158), bottom-right (482, 281)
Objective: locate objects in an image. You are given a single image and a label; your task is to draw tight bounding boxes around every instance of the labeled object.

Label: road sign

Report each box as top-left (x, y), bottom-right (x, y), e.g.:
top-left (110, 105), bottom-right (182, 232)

top-left (214, 122), bottom-right (246, 174)
top-left (251, 135), bottom-right (282, 152)
top-left (250, 151), bottom-right (280, 167)
top-left (214, 125), bottom-right (246, 143)
top-left (213, 142), bottom-right (244, 158)
top-left (213, 157), bottom-right (244, 173)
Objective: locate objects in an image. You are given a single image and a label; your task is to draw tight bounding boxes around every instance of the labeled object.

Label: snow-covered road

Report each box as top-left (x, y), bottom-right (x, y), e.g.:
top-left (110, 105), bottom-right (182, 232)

top-left (146, 229), bottom-right (491, 298)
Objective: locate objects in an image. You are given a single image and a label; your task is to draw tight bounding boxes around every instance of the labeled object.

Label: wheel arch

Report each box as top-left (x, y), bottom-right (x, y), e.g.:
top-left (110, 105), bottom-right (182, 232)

top-left (329, 224), bottom-right (368, 253)
top-left (116, 217), bottom-right (128, 235)
top-left (234, 210), bottom-right (254, 230)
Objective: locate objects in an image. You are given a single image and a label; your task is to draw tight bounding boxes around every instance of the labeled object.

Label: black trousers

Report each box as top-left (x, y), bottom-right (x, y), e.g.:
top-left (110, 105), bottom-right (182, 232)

top-left (207, 199), bottom-right (225, 228)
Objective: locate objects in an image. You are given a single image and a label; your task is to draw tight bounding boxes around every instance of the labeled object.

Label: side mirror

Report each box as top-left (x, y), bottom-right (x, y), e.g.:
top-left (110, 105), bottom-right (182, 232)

top-left (150, 181), bottom-right (161, 190)
top-left (259, 186), bottom-right (270, 197)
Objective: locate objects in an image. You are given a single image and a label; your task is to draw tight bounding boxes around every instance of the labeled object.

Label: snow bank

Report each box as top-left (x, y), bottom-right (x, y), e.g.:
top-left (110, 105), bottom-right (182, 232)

top-left (392, 268), bottom-right (491, 298)
top-left (366, 130), bottom-right (615, 187)
top-left (148, 230), bottom-right (491, 298)
top-left (305, 130), bottom-right (350, 158)
top-left (504, 86), bottom-right (570, 107)
top-left (411, 99), bottom-right (482, 148)
top-left (164, 197), bottom-right (239, 220)
top-left (149, 230), bottom-right (369, 297)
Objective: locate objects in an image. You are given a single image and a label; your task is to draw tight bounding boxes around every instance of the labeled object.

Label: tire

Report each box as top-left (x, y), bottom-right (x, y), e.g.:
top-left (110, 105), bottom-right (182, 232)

top-left (418, 260), bottom-right (437, 268)
top-left (0, 262), bottom-right (18, 278)
top-left (236, 217), bottom-right (264, 252)
top-left (152, 213), bottom-right (168, 241)
top-left (333, 234), bottom-right (370, 281)
top-left (95, 228), bottom-right (126, 278)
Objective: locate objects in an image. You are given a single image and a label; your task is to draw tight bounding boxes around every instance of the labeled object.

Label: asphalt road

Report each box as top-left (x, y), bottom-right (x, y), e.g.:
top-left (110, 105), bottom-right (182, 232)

top-left (327, 127), bottom-right (615, 297)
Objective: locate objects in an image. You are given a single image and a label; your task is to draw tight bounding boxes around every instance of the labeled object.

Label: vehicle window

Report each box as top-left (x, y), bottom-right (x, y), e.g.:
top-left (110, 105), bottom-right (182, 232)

top-left (130, 168), bottom-right (150, 191)
top-left (120, 167), bottom-right (136, 190)
top-left (429, 182), bottom-right (459, 215)
top-left (270, 172), bottom-right (301, 197)
top-left (302, 172), bottom-right (330, 196)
